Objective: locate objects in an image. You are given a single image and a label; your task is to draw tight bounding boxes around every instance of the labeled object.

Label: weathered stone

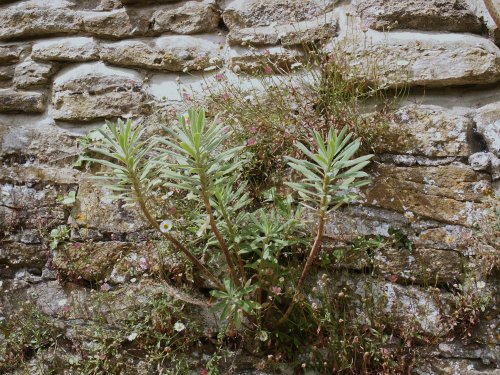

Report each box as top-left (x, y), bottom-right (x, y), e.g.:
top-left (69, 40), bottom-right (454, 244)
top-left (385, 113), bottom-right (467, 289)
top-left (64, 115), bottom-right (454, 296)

top-left (362, 163), bottom-right (491, 226)
top-left (228, 46), bottom-right (304, 73)
top-left (415, 358), bottom-right (500, 374)
top-left (101, 36), bottom-right (222, 72)
top-left (32, 37), bottom-right (100, 62)
top-left (28, 281), bottom-right (69, 317)
top-left (223, 0), bottom-right (336, 29)
top-left (341, 32), bottom-right (500, 88)
top-left (355, 0), bottom-right (482, 33)
top-left (468, 0), bottom-right (500, 46)
top-left (0, 65), bottom-right (14, 81)
top-left (120, 0), bottom-right (179, 4)
top-left (51, 64), bottom-right (148, 121)
top-left (0, 44), bottom-right (23, 63)
top-left (469, 152), bottom-right (492, 171)
top-left (374, 104), bottom-right (473, 157)
top-left (82, 8), bottom-right (148, 39)
top-left (13, 59), bottom-right (57, 89)
top-left (0, 184), bottom-right (69, 232)
top-left (53, 241), bottom-right (146, 283)
top-left (373, 247), bottom-right (463, 285)
top-left (152, 0), bottom-right (221, 35)
top-left (474, 102), bottom-right (500, 156)
top-left (72, 178), bottom-right (148, 234)
top-left (227, 13), bottom-right (337, 46)
top-left (414, 225), bottom-right (474, 251)
top-left (0, 242), bottom-right (48, 274)
top-left (0, 165), bottom-right (79, 185)
top-left (0, 117), bottom-right (78, 164)
top-left (0, 3), bottom-right (83, 41)
top-left (0, 89), bottom-right (46, 113)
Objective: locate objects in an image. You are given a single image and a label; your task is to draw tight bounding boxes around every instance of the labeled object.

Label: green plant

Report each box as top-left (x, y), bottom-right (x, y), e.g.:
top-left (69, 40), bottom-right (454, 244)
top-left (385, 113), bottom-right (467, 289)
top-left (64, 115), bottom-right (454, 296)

top-left (49, 224), bottom-right (70, 250)
top-left (86, 109), bottom-right (372, 335)
top-left (210, 279), bottom-right (260, 330)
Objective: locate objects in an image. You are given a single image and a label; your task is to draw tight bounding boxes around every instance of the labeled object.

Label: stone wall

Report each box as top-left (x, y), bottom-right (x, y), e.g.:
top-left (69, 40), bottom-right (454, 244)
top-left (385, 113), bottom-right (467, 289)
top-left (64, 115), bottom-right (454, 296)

top-left (0, 0), bottom-right (499, 374)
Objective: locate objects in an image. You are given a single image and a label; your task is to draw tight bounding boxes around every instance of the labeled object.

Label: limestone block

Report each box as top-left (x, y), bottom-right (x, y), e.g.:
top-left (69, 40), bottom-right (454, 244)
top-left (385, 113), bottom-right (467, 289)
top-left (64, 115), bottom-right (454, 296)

top-left (341, 32), bottom-right (500, 88)
top-left (228, 46), bottom-right (304, 73)
top-left (0, 89), bottom-right (46, 113)
top-left (474, 101), bottom-right (500, 156)
top-left (13, 59), bottom-right (57, 89)
top-left (223, 0), bottom-right (336, 29)
top-left (152, 0), bottom-right (221, 35)
top-left (100, 36), bottom-right (222, 72)
top-left (0, 44), bottom-right (23, 63)
top-left (374, 104), bottom-right (473, 157)
top-left (373, 247), bottom-right (463, 285)
top-left (82, 8), bottom-right (148, 39)
top-left (71, 178), bottom-right (148, 234)
top-left (0, 117), bottom-right (78, 164)
top-left (32, 37), bottom-right (100, 62)
top-left (227, 13), bottom-right (337, 46)
top-left (0, 242), bottom-right (48, 272)
top-left (355, 0), bottom-right (482, 33)
top-left (0, 2), bottom-right (83, 41)
top-left (363, 163), bottom-right (492, 226)
top-left (0, 65), bottom-right (14, 81)
top-left (51, 64), bottom-right (148, 121)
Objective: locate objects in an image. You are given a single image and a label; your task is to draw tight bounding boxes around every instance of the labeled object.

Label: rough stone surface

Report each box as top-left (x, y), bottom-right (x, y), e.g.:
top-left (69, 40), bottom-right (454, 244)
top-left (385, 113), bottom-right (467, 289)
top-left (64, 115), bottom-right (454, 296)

top-left (0, 89), bottom-right (46, 113)
top-left (356, 0), bottom-right (482, 33)
top-left (0, 44), bottom-right (24, 63)
top-left (51, 67), bottom-right (148, 121)
top-left (13, 59), bottom-right (57, 89)
top-left (100, 36), bottom-right (222, 72)
top-left (0, 2), bottom-right (83, 41)
top-left (363, 163), bottom-right (491, 226)
top-left (474, 101), bottom-right (500, 156)
top-left (32, 37), bottom-right (100, 62)
top-left (374, 104), bottom-right (473, 157)
top-left (341, 32), bottom-right (500, 88)
top-left (152, 0), bottom-right (221, 35)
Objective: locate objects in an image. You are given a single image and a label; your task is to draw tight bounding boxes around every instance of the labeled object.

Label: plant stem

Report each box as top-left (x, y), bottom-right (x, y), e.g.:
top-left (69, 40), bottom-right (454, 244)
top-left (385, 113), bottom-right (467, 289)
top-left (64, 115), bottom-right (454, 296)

top-left (199, 174), bottom-right (241, 287)
top-left (131, 175), bottom-right (223, 290)
top-left (217, 199), bottom-right (247, 283)
top-left (278, 210), bottom-right (326, 325)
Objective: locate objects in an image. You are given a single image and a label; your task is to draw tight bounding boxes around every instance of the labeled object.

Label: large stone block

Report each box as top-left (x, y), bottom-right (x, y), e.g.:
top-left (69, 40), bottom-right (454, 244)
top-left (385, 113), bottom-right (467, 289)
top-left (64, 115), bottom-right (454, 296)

top-left (340, 32), bottom-right (500, 88)
top-left (72, 178), bottom-right (148, 235)
top-left (362, 163), bottom-right (492, 226)
top-left (0, 44), bottom-right (24, 63)
top-left (223, 0), bottom-right (337, 46)
top-left (100, 36), bottom-right (222, 72)
top-left (32, 37), bottom-right (100, 62)
top-left (13, 59), bottom-right (57, 89)
top-left (82, 8), bottom-right (149, 39)
top-left (0, 89), bottom-right (46, 113)
top-left (152, 0), bottom-right (221, 35)
top-left (51, 63), bottom-right (148, 121)
top-left (355, 0), bottom-right (482, 33)
top-left (0, 2), bottom-right (83, 41)
top-left (374, 104), bottom-right (473, 157)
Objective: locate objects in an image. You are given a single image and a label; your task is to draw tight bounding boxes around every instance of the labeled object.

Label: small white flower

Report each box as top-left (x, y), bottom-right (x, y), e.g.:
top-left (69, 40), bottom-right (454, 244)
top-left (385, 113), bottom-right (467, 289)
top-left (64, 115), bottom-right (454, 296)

top-left (291, 62), bottom-right (303, 69)
top-left (182, 67), bottom-right (189, 73)
top-left (173, 321), bottom-right (186, 332)
top-left (203, 65), bottom-right (218, 72)
top-left (159, 220), bottom-right (173, 233)
top-left (476, 281), bottom-right (486, 289)
top-left (161, 191), bottom-right (174, 200)
top-left (127, 332), bottom-right (138, 341)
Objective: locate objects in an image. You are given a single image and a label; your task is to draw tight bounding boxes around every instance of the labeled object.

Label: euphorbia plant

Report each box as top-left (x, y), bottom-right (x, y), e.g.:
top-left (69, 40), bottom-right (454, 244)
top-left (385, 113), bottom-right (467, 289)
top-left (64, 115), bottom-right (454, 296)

top-left (85, 109), bottom-right (372, 329)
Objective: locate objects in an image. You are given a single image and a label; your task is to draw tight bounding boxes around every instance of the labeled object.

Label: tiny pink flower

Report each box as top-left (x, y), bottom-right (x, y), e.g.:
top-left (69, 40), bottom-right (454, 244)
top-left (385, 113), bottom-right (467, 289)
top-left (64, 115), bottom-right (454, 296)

top-left (271, 286), bottom-right (282, 295)
top-left (222, 92), bottom-right (231, 100)
top-left (263, 66), bottom-right (273, 74)
top-left (182, 93), bottom-right (191, 102)
top-left (100, 283), bottom-right (111, 292)
top-left (246, 138), bottom-right (256, 146)
top-left (63, 305), bottom-right (71, 313)
top-left (73, 242), bottom-right (82, 249)
top-left (200, 369), bottom-right (208, 375)
top-left (263, 49), bottom-right (271, 56)
top-left (249, 127), bottom-right (258, 134)
top-left (215, 73), bottom-right (226, 81)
